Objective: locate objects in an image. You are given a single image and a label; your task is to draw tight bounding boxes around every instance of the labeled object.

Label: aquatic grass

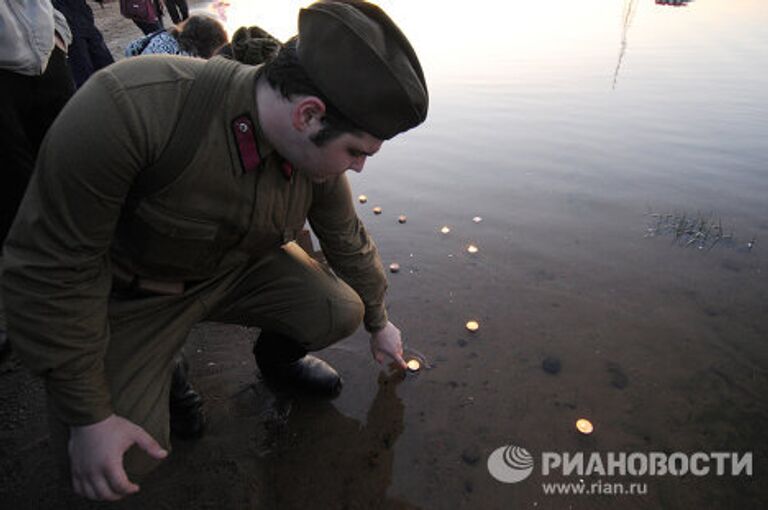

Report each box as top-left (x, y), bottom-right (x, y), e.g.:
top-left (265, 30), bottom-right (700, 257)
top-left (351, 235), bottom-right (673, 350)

top-left (643, 208), bottom-right (755, 252)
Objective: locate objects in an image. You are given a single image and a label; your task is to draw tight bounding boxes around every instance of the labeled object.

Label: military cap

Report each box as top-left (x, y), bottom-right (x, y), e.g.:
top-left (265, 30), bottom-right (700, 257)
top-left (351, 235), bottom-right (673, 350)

top-left (297, 1), bottom-right (428, 139)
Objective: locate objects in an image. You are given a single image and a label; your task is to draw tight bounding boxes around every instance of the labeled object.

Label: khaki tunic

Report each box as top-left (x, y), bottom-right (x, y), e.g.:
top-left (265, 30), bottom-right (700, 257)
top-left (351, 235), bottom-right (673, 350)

top-left (0, 56), bottom-right (389, 438)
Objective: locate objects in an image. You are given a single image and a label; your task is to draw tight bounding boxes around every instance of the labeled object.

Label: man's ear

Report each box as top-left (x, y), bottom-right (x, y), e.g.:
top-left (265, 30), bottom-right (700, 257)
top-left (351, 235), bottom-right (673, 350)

top-left (292, 97), bottom-right (326, 132)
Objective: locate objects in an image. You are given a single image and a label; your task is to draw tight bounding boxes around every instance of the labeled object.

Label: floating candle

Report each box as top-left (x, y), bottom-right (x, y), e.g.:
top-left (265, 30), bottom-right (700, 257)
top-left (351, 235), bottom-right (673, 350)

top-left (373, 206), bottom-right (382, 215)
top-left (467, 244), bottom-right (479, 254)
top-left (406, 359), bottom-right (421, 372)
top-left (465, 320), bottom-right (479, 332)
top-left (389, 262), bottom-right (400, 273)
top-left (398, 215), bottom-right (407, 224)
top-left (440, 226), bottom-right (451, 234)
top-left (576, 418), bottom-right (594, 435)
top-left (358, 194), bottom-right (368, 204)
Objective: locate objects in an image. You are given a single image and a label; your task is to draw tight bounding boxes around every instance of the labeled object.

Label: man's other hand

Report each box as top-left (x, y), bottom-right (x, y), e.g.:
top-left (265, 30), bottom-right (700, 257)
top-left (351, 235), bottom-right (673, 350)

top-left (68, 414), bottom-right (168, 501)
top-left (369, 321), bottom-right (407, 370)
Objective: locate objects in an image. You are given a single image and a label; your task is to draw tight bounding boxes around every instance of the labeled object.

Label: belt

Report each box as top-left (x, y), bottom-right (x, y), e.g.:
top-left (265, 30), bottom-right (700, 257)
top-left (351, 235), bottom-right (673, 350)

top-left (111, 260), bottom-right (186, 296)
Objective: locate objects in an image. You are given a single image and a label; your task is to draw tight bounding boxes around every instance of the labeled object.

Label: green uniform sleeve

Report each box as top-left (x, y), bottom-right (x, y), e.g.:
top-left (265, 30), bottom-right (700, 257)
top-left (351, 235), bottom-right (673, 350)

top-left (308, 175), bottom-right (389, 332)
top-left (0, 69), bottom-right (149, 425)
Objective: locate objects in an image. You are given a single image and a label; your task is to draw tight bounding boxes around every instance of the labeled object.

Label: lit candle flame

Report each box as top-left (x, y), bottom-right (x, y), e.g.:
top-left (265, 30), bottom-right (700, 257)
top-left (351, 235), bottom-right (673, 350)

top-left (467, 244), bottom-right (479, 254)
top-left (440, 226), bottom-right (451, 234)
top-left (465, 320), bottom-right (479, 332)
top-left (576, 418), bottom-right (594, 435)
top-left (406, 359), bottom-right (421, 372)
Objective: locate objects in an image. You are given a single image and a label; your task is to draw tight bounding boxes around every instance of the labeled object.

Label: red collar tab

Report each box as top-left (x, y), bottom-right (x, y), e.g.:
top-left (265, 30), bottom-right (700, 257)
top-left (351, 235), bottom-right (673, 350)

top-left (232, 115), bottom-right (261, 174)
top-left (280, 159), bottom-right (293, 180)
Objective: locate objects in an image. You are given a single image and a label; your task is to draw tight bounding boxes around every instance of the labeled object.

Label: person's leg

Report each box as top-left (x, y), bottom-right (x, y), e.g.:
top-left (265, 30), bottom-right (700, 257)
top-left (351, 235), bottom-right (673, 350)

top-left (206, 242), bottom-right (364, 395)
top-left (207, 242), bottom-right (364, 352)
top-left (45, 263), bottom-right (254, 486)
top-left (46, 295), bottom-right (205, 483)
top-left (0, 72), bottom-right (35, 245)
top-left (163, 0), bottom-right (181, 24)
top-left (178, 0), bottom-right (189, 21)
top-left (65, 36), bottom-right (94, 89)
top-left (101, 291), bottom-right (210, 477)
top-left (0, 47), bottom-right (74, 244)
top-left (154, 0), bottom-right (165, 28)
top-left (23, 47), bottom-right (75, 148)
top-left (133, 19), bottom-right (162, 35)
top-left (84, 25), bottom-right (115, 75)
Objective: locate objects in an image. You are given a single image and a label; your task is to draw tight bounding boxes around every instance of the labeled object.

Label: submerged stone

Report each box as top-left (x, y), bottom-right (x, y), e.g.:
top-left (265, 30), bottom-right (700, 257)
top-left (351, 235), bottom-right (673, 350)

top-left (542, 356), bottom-right (561, 375)
top-left (461, 446), bottom-right (481, 466)
top-left (606, 362), bottom-right (629, 389)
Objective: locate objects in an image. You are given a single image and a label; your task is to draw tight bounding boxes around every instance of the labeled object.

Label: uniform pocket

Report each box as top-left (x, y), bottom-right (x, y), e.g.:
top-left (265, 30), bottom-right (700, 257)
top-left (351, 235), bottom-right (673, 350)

top-left (116, 201), bottom-right (223, 279)
top-left (135, 202), bottom-right (219, 240)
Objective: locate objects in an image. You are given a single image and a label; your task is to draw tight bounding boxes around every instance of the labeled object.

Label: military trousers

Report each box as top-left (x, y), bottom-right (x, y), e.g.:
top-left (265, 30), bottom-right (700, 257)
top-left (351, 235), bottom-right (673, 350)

top-left (50, 241), bottom-right (364, 479)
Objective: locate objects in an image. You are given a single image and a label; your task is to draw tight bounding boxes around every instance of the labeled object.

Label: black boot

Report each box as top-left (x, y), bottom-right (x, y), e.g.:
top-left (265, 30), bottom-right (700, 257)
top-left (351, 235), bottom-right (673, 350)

top-left (254, 331), bottom-right (342, 397)
top-left (169, 355), bottom-right (207, 440)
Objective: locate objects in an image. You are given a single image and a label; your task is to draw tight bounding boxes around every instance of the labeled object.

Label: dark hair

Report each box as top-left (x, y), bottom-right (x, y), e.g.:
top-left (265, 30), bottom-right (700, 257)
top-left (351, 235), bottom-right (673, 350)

top-left (171, 15), bottom-right (228, 59)
top-left (261, 37), bottom-right (362, 146)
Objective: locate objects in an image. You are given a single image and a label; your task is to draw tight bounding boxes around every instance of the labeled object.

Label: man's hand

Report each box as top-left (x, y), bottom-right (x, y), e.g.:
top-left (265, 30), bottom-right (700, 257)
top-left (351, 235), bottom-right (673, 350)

top-left (68, 414), bottom-right (168, 501)
top-left (370, 321), bottom-right (407, 370)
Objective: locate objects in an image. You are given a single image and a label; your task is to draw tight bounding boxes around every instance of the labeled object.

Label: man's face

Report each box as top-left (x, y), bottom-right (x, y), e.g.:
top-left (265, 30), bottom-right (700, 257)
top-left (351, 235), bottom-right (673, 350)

top-left (292, 130), bottom-right (383, 183)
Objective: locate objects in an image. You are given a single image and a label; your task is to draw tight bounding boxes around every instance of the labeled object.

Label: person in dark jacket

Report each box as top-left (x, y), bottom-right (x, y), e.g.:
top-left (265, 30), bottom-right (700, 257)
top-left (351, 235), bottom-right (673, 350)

top-left (52, 0), bottom-right (114, 88)
top-left (0, 0), bottom-right (76, 374)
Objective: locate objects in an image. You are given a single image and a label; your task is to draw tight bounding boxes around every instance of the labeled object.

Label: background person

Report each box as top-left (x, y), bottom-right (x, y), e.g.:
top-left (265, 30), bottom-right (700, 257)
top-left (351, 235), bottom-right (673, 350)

top-left (125, 13), bottom-right (227, 58)
top-left (52, 0), bottom-right (114, 88)
top-left (0, 0), bottom-right (76, 377)
top-left (130, 0), bottom-right (165, 35)
top-left (0, 1), bottom-right (75, 247)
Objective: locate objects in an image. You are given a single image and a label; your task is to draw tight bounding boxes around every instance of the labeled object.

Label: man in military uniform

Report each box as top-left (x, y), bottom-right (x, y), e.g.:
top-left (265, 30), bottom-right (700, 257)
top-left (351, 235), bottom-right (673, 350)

top-left (0, 0), bottom-right (427, 502)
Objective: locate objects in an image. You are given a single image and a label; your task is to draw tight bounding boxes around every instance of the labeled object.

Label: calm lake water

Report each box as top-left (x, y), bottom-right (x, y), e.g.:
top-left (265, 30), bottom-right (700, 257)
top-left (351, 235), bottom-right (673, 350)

top-left (199, 0), bottom-right (768, 508)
